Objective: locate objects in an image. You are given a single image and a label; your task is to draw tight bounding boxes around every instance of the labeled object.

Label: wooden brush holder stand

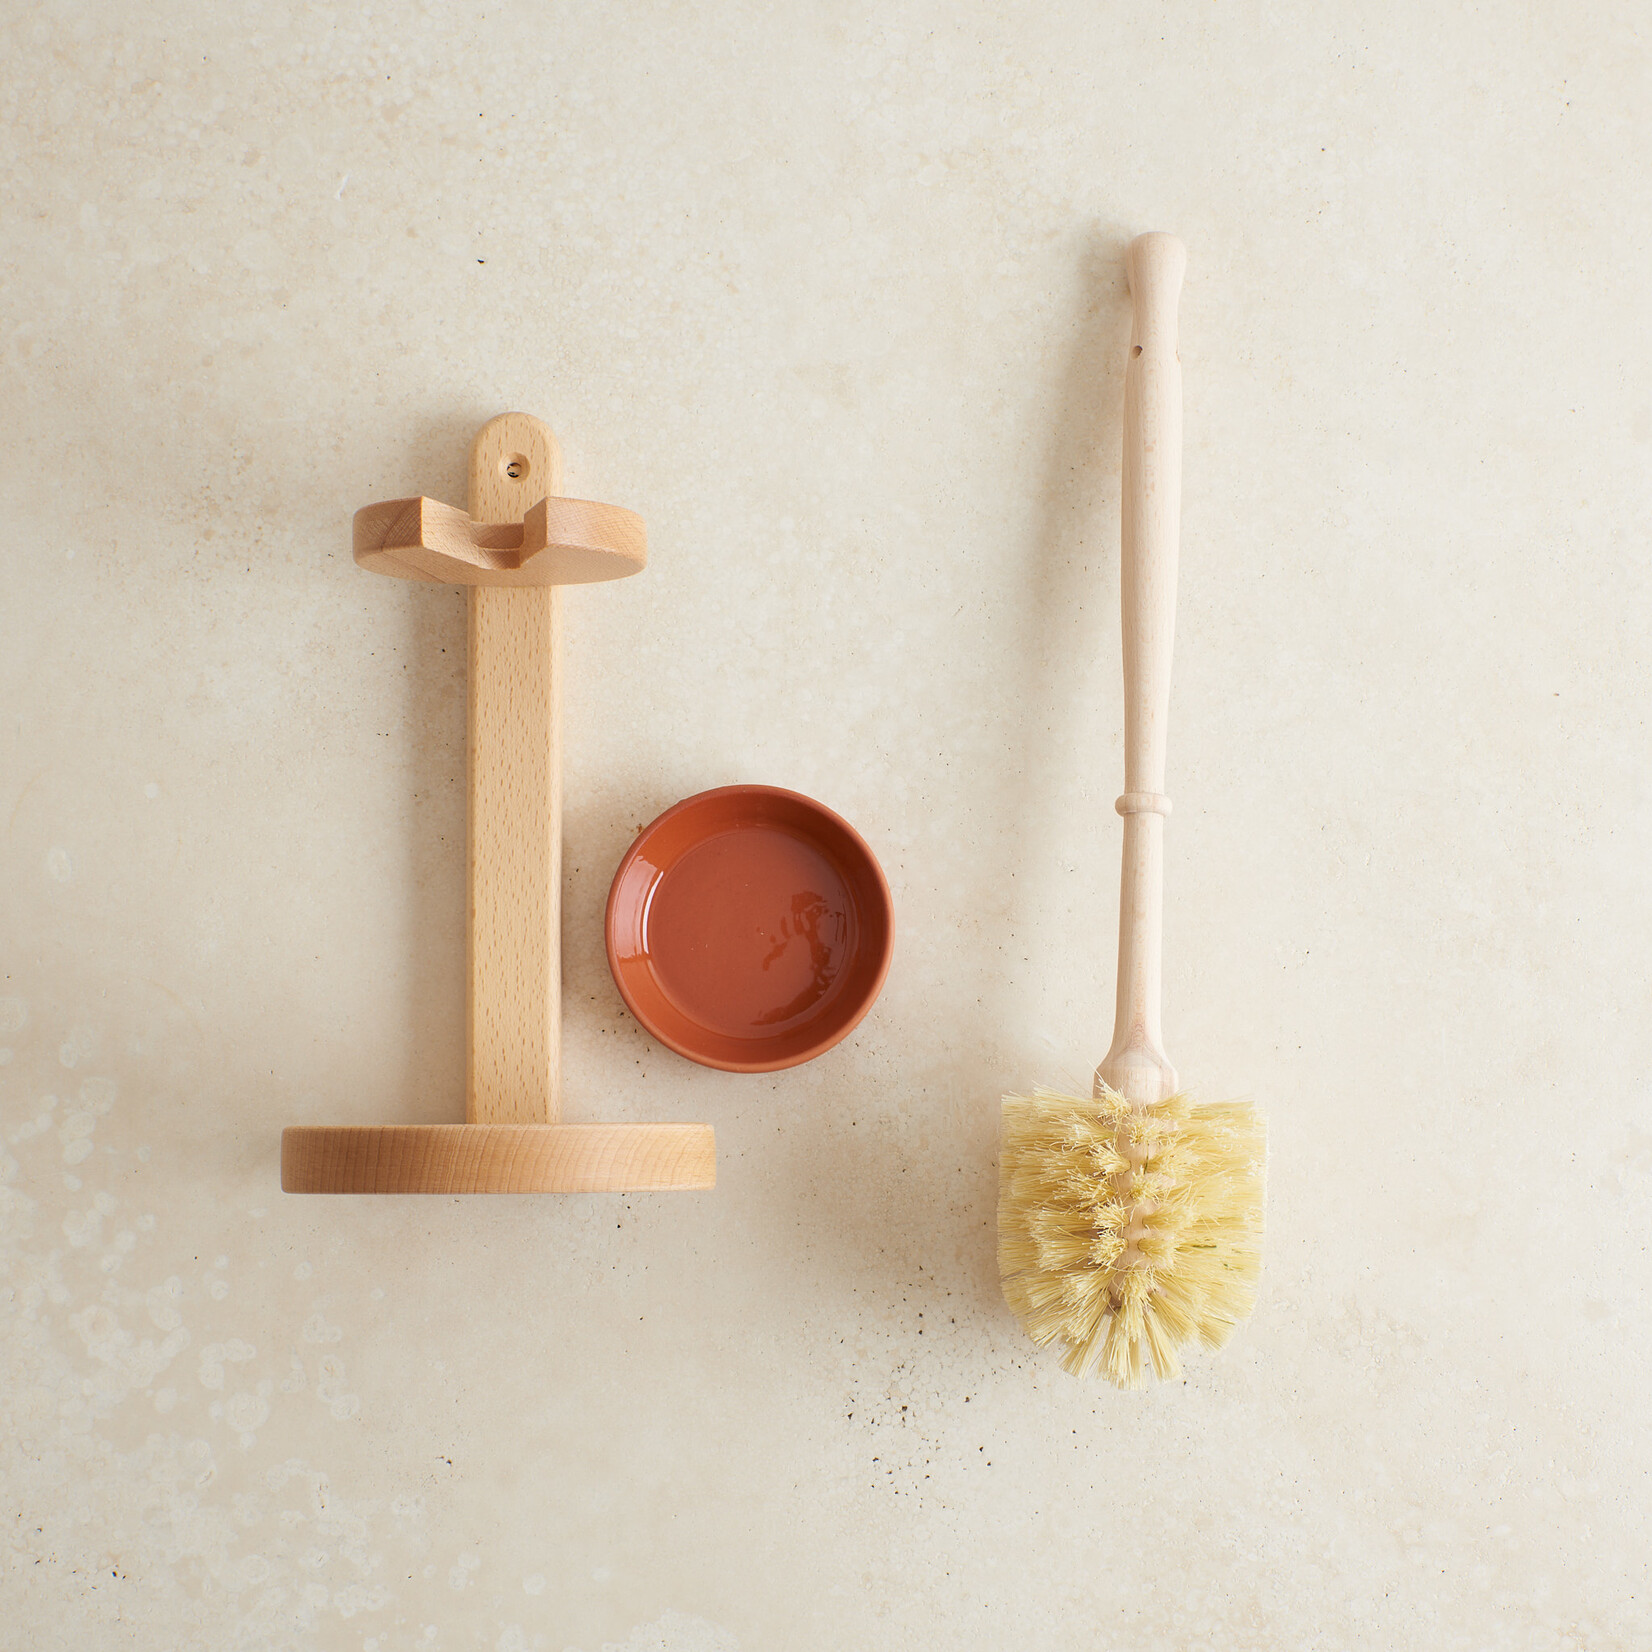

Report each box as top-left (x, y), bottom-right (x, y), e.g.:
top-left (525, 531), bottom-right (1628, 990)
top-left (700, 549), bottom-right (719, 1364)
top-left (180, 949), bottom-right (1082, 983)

top-left (281, 413), bottom-right (716, 1193)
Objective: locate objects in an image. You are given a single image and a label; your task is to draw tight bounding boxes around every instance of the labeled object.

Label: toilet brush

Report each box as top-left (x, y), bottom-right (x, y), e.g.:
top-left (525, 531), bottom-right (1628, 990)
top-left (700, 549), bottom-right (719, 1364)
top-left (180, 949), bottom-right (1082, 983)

top-left (998, 234), bottom-right (1265, 1386)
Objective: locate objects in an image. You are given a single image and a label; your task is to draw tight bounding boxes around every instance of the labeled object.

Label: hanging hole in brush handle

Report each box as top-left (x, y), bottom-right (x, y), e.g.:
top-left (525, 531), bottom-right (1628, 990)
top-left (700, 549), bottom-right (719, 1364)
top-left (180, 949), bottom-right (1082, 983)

top-left (1096, 232), bottom-right (1185, 1108)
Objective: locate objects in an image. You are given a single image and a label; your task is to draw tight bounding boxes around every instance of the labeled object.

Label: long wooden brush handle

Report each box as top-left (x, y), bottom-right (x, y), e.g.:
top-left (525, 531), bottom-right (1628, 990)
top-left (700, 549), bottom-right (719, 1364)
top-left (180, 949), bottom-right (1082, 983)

top-left (1096, 232), bottom-right (1186, 1107)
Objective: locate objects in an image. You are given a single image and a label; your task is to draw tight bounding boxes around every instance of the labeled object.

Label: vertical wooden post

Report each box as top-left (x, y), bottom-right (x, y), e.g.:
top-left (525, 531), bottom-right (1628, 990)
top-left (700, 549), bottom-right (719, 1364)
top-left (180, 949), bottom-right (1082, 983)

top-left (465, 414), bottom-right (564, 1125)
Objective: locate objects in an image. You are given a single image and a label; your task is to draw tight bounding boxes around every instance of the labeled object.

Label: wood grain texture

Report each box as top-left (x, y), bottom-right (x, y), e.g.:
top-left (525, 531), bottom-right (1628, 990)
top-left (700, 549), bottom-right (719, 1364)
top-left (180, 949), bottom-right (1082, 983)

top-left (281, 1124), bottom-right (716, 1194)
top-left (1096, 233), bottom-right (1186, 1108)
top-left (467, 414), bottom-right (563, 1125)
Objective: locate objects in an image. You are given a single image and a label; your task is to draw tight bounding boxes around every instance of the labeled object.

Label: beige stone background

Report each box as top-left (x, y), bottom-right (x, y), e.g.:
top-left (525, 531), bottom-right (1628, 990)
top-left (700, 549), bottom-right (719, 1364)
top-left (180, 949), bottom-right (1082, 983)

top-left (3, 3), bottom-right (1649, 1648)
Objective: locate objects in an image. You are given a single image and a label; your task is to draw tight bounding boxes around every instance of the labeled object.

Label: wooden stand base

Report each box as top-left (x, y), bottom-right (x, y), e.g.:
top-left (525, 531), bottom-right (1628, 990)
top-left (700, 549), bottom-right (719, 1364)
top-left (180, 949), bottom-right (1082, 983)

top-left (281, 1123), bottom-right (716, 1194)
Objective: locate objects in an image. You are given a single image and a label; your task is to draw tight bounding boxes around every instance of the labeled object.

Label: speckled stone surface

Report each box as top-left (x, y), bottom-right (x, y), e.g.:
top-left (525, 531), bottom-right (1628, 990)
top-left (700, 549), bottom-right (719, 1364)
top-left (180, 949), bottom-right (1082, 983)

top-left (3, 4), bottom-right (1650, 1648)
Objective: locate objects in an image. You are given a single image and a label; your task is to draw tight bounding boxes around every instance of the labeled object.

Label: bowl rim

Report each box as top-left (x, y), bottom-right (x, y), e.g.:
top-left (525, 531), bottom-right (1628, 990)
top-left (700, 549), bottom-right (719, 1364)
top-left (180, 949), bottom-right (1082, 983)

top-left (604, 783), bottom-right (894, 1073)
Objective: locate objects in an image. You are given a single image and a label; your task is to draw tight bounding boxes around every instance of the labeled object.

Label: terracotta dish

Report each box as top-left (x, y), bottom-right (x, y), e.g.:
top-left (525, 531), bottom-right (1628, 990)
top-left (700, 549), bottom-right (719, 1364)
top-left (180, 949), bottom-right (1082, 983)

top-left (606, 785), bottom-right (894, 1072)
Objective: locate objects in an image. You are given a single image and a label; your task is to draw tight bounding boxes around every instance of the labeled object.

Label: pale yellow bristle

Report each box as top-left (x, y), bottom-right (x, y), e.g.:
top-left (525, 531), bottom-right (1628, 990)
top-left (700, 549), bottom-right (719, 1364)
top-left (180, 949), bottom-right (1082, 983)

top-left (998, 1085), bottom-right (1265, 1388)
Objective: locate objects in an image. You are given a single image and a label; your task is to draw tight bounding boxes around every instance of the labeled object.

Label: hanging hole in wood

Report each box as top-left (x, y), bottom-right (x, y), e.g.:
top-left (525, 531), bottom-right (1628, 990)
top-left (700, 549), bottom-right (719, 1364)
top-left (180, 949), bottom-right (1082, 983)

top-left (503, 453), bottom-right (529, 480)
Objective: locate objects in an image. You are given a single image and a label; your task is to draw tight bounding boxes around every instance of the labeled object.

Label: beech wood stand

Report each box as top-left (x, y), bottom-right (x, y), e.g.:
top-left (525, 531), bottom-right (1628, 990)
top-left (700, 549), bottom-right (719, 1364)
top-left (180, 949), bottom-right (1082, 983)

top-left (281, 413), bottom-right (716, 1193)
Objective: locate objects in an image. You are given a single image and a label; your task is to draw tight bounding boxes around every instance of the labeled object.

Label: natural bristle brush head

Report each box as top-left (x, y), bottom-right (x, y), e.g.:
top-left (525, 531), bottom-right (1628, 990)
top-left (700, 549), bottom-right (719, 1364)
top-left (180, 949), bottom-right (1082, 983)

top-left (998, 1086), bottom-right (1265, 1387)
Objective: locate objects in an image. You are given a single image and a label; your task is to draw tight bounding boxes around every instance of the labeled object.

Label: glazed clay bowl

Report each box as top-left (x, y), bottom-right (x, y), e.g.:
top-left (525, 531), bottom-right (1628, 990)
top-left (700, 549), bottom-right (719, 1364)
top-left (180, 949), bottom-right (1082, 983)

top-left (606, 785), bottom-right (894, 1073)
